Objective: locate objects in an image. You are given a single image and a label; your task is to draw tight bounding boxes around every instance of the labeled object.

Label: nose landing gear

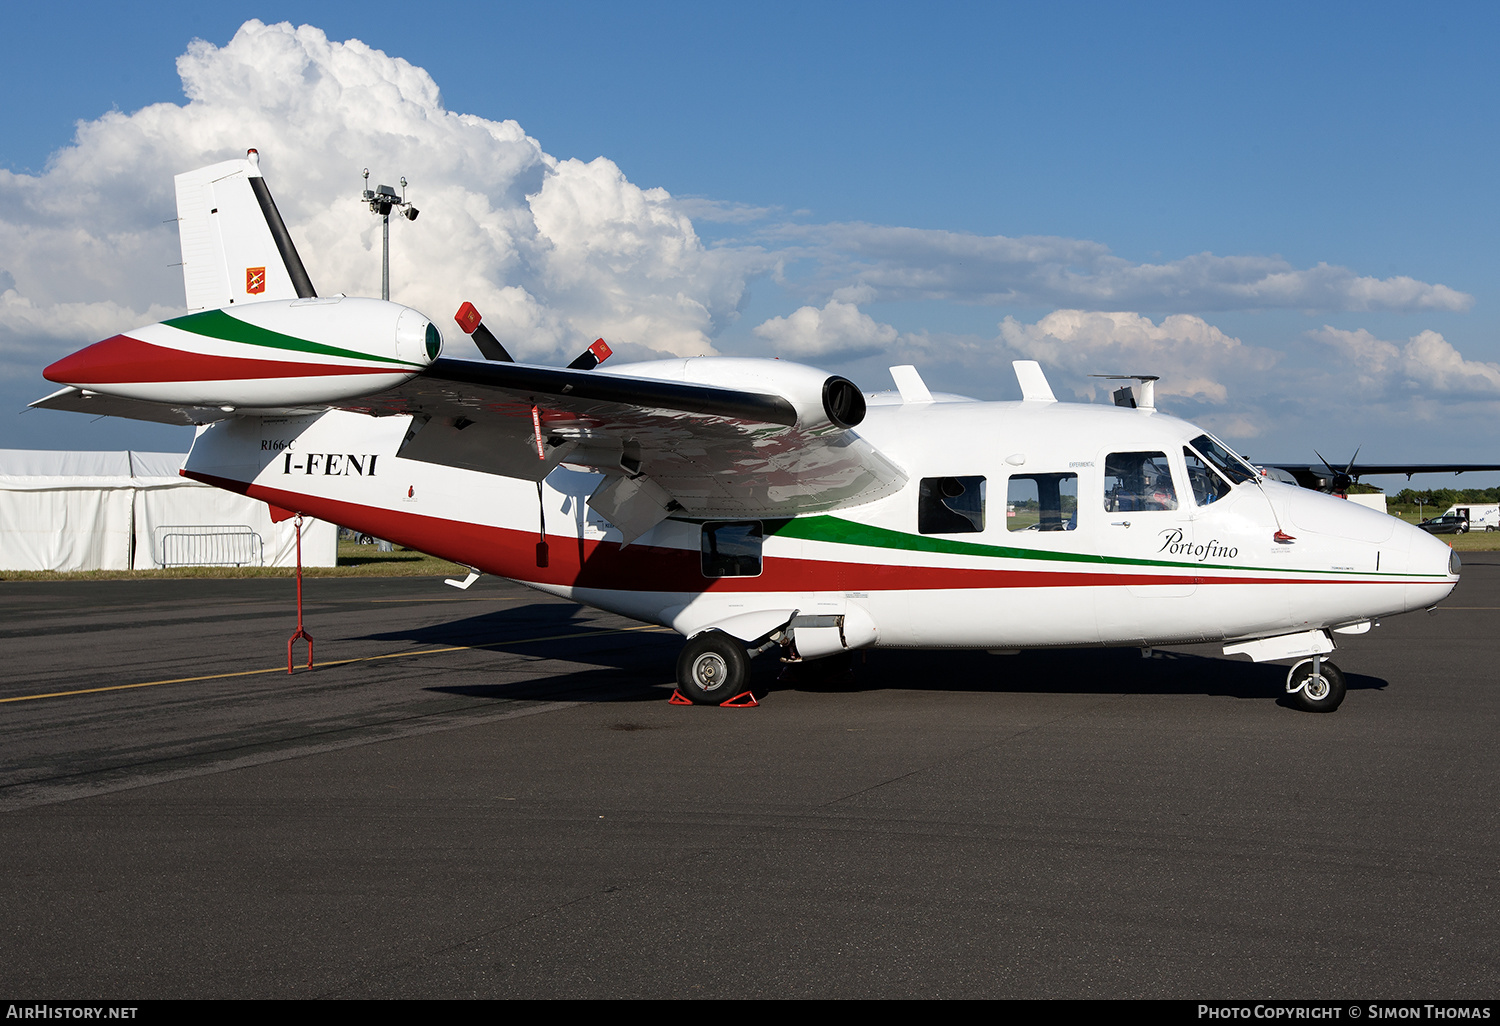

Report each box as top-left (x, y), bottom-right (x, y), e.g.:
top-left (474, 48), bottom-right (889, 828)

top-left (1286, 656), bottom-right (1346, 713)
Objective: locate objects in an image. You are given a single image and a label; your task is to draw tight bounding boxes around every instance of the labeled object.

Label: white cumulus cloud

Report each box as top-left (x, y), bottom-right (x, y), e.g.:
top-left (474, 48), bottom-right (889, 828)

top-left (761, 222), bottom-right (1472, 314)
top-left (1312, 326), bottom-right (1500, 398)
top-left (753, 295), bottom-right (899, 359)
top-left (998, 310), bottom-right (1277, 403)
top-left (0, 20), bottom-right (764, 377)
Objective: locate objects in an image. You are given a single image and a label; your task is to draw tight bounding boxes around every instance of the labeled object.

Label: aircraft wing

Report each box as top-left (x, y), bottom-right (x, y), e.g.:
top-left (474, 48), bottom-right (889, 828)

top-left (338, 356), bottom-right (908, 537)
top-left (1269, 462), bottom-right (1500, 490)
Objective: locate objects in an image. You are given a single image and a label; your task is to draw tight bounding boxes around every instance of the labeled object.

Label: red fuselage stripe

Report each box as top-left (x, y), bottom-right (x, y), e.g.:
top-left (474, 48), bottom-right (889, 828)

top-left (188, 471), bottom-right (1393, 594)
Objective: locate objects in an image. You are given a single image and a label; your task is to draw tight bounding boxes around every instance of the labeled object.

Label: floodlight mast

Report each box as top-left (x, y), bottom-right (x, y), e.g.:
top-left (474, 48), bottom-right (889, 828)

top-left (361, 169), bottom-right (419, 301)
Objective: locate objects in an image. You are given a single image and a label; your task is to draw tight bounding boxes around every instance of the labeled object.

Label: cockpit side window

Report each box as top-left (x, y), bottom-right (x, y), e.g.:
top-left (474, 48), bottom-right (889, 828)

top-left (1188, 433), bottom-right (1257, 485)
top-left (1184, 448), bottom-right (1233, 506)
top-left (919, 476), bottom-right (985, 534)
top-left (1103, 452), bottom-right (1178, 512)
top-left (1007, 473), bottom-right (1078, 532)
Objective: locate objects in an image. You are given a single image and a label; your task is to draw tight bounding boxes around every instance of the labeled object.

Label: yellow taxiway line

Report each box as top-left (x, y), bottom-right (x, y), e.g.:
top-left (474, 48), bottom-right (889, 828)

top-left (1, 624), bottom-right (668, 705)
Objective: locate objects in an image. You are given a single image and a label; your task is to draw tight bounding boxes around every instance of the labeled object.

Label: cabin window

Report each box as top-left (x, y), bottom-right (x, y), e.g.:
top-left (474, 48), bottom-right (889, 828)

top-left (1184, 448), bottom-right (1233, 507)
top-left (701, 521), bottom-right (763, 577)
top-left (919, 476), bottom-right (986, 534)
top-left (1006, 473), bottom-right (1078, 532)
top-left (1103, 452), bottom-right (1178, 512)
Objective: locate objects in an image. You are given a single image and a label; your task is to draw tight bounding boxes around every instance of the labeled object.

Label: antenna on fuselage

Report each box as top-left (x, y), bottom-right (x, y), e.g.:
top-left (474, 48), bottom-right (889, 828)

top-left (1013, 361), bottom-right (1057, 403)
top-left (1090, 374), bottom-right (1158, 411)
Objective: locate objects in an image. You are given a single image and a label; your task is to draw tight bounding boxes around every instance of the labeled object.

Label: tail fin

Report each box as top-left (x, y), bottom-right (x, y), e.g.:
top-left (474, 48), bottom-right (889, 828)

top-left (173, 149), bottom-right (317, 311)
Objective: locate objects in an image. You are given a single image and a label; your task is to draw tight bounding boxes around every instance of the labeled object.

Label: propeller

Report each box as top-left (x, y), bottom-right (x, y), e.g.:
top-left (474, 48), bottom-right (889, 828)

top-left (1313, 446), bottom-right (1361, 494)
top-left (454, 301), bottom-right (612, 369)
top-left (566, 338), bottom-right (613, 371)
top-left (454, 302), bottom-right (514, 362)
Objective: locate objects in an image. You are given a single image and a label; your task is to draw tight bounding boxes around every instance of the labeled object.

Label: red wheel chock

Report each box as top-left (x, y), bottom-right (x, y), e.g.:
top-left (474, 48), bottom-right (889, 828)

top-left (668, 689), bottom-right (760, 707)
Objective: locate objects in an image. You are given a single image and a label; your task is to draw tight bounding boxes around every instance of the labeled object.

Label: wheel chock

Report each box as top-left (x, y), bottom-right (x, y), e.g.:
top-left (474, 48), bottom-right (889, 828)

top-left (667, 689), bottom-right (760, 707)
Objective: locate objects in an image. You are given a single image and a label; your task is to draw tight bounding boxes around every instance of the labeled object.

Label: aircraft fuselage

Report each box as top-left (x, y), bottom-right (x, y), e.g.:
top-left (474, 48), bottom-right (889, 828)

top-left (182, 393), bottom-right (1457, 654)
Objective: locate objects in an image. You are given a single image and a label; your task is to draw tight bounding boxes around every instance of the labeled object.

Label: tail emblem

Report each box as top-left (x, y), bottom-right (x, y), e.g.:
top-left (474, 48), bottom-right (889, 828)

top-left (246, 267), bottom-right (267, 294)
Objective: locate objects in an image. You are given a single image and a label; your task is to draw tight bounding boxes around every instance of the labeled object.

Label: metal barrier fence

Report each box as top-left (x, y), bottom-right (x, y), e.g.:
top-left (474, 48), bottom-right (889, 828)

top-left (153, 525), bottom-right (265, 567)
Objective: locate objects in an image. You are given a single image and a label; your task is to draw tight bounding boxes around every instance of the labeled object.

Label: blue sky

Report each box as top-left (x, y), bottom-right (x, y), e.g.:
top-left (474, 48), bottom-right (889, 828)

top-left (3, 2), bottom-right (1498, 483)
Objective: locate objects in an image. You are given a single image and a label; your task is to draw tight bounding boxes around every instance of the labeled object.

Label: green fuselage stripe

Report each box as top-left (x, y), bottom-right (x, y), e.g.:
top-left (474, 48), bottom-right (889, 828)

top-left (768, 515), bottom-right (1444, 579)
top-left (165, 309), bottom-right (421, 368)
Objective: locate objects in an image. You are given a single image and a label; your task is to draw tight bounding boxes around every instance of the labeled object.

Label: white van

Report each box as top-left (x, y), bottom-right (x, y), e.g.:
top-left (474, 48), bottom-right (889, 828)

top-left (1442, 504), bottom-right (1500, 532)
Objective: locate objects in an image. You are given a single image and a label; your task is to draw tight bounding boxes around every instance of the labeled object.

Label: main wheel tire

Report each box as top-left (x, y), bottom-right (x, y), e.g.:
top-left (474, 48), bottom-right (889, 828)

top-left (1287, 659), bottom-right (1346, 713)
top-left (676, 631), bottom-right (751, 705)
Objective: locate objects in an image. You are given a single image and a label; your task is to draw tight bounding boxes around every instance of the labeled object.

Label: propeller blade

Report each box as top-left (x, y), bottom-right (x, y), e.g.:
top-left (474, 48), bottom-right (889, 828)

top-left (454, 302), bottom-right (514, 363)
top-left (566, 338), bottom-right (613, 371)
top-left (1310, 448), bottom-right (1353, 493)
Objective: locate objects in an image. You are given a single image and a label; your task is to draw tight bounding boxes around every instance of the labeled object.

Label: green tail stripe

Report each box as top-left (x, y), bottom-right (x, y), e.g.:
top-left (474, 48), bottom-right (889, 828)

top-left (165, 309), bottom-right (422, 368)
top-left (768, 514), bottom-right (1441, 579)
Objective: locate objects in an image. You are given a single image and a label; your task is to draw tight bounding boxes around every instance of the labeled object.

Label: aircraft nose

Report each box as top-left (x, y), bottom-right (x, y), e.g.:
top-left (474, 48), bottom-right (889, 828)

top-left (1403, 519), bottom-right (1460, 610)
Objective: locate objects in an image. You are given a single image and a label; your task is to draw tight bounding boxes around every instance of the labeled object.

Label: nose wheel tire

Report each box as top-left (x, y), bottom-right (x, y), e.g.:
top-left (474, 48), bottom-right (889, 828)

top-left (676, 631), bottom-right (752, 705)
top-left (1286, 658), bottom-right (1346, 713)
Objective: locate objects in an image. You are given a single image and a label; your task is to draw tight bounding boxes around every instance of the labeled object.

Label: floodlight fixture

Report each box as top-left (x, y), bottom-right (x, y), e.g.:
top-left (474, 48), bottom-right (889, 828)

top-left (358, 169), bottom-right (419, 300)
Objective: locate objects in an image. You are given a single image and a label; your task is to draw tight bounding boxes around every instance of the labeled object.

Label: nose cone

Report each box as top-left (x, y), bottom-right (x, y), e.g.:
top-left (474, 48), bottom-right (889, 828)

top-left (1403, 518), bottom-right (1460, 610)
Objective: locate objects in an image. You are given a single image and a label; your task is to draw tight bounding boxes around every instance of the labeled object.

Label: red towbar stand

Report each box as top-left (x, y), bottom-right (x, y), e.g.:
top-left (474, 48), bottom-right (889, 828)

top-left (286, 514), bottom-right (313, 672)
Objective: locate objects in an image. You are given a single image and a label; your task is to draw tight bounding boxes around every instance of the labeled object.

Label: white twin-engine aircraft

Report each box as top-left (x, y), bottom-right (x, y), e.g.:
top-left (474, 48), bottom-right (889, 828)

top-left (34, 152), bottom-right (1461, 712)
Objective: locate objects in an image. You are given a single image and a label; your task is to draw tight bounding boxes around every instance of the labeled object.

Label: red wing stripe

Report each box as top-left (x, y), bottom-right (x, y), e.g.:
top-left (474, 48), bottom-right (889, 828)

top-left (44, 335), bottom-right (398, 385)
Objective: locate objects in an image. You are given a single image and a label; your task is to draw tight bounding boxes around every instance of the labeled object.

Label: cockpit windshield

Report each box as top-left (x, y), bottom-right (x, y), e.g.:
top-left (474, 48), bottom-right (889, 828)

top-left (1188, 434), bottom-right (1258, 486)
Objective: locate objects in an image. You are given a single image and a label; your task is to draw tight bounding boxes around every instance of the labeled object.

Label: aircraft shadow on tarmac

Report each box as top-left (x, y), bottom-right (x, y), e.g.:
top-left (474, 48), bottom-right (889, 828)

top-left (352, 601), bottom-right (1388, 708)
top-left (791, 647), bottom-right (1388, 710)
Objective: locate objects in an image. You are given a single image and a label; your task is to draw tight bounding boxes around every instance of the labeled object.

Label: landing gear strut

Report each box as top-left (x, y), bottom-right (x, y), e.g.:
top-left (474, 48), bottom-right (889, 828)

top-left (675, 630), bottom-right (752, 705)
top-left (1286, 656), bottom-right (1346, 713)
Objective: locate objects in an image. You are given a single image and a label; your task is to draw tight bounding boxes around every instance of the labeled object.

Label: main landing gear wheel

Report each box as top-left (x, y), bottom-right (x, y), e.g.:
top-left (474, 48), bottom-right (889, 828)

top-left (1286, 658), bottom-right (1346, 713)
top-left (676, 630), bottom-right (752, 705)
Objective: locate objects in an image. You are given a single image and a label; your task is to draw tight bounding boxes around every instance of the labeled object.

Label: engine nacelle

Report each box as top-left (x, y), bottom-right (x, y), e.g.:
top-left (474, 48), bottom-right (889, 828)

top-left (600, 357), bottom-right (866, 432)
top-left (43, 297), bottom-right (441, 409)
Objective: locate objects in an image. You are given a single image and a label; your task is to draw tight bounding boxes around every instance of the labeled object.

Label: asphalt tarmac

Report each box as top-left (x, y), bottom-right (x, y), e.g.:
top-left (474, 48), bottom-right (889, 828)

top-left (2, 562), bottom-right (1498, 999)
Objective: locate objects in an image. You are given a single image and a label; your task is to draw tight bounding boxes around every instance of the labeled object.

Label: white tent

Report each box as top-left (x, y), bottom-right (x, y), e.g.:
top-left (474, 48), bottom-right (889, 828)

top-left (0, 450), bottom-right (336, 572)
